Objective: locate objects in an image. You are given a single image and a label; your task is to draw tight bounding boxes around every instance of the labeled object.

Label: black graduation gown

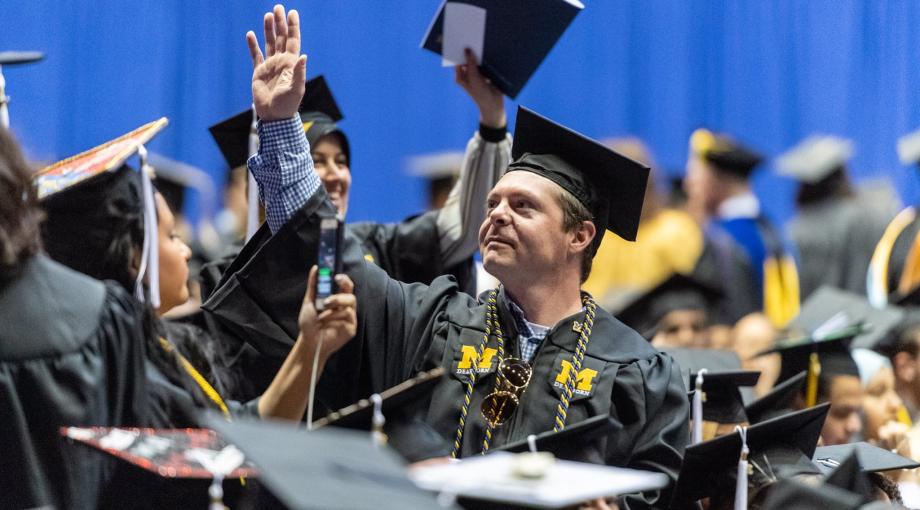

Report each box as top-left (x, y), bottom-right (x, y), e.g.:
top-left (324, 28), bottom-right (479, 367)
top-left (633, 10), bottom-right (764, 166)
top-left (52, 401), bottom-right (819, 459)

top-left (201, 210), bottom-right (475, 401)
top-left (0, 255), bottom-right (148, 510)
top-left (204, 190), bottom-right (691, 509)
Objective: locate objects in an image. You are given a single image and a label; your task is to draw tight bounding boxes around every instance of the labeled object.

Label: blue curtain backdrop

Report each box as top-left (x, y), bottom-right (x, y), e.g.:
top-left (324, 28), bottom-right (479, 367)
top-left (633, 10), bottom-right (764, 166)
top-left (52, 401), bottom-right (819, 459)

top-left (3, 1), bottom-right (920, 226)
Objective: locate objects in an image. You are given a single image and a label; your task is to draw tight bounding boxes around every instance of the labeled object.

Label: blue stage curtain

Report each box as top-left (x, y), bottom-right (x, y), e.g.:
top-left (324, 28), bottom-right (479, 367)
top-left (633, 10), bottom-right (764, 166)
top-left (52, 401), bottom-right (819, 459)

top-left (2, 0), bottom-right (920, 225)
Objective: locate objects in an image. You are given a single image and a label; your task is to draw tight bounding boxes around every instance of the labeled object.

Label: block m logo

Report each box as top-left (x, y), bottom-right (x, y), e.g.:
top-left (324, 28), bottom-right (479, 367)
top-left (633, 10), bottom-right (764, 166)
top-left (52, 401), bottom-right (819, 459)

top-left (553, 360), bottom-right (598, 396)
top-left (456, 345), bottom-right (498, 374)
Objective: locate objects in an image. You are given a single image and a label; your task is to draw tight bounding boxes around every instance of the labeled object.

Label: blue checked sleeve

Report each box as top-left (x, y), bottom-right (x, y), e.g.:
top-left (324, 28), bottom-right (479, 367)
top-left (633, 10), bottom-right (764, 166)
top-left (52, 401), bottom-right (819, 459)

top-left (247, 115), bottom-right (321, 233)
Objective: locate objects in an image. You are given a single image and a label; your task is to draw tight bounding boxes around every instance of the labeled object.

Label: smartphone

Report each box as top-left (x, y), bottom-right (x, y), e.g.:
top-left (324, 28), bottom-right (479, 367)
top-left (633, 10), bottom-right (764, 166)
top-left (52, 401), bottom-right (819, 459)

top-left (315, 215), bottom-right (344, 310)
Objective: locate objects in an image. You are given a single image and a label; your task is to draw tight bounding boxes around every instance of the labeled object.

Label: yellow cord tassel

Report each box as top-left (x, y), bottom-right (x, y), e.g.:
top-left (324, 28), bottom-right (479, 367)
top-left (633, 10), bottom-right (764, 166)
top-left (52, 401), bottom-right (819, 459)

top-left (805, 352), bottom-right (822, 408)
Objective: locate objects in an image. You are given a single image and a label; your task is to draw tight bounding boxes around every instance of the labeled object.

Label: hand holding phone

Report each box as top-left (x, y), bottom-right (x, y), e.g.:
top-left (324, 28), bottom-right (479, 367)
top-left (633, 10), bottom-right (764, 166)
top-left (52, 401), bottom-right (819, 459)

top-left (315, 216), bottom-right (344, 310)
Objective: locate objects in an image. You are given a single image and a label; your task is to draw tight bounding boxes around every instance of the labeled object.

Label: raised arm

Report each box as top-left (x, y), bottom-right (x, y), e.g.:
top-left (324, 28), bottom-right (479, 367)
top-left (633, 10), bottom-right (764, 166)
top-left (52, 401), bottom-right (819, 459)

top-left (246, 5), bottom-right (321, 233)
top-left (437, 49), bottom-right (511, 268)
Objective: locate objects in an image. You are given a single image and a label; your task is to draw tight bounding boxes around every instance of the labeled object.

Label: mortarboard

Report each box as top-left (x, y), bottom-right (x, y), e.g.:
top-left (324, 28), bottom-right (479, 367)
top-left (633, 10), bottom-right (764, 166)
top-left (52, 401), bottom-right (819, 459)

top-left (492, 414), bottom-right (621, 464)
top-left (507, 106), bottom-right (649, 247)
top-left (206, 414), bottom-right (448, 510)
top-left (813, 442), bottom-right (920, 476)
top-left (689, 370), bottom-right (760, 424)
top-left (898, 127), bottom-right (920, 166)
top-left (0, 50), bottom-right (43, 129)
top-left (790, 286), bottom-right (905, 352)
top-left (822, 452), bottom-right (873, 504)
top-left (410, 450), bottom-right (669, 509)
top-left (759, 478), bottom-right (863, 510)
top-left (36, 118), bottom-right (168, 307)
top-left (744, 371), bottom-right (807, 424)
top-left (406, 150), bottom-right (465, 180)
top-left (775, 135), bottom-right (854, 184)
top-left (61, 426), bottom-right (253, 509)
top-left (612, 273), bottom-right (724, 338)
top-left (148, 152), bottom-right (218, 220)
top-left (310, 368), bottom-right (450, 463)
top-left (666, 348), bottom-right (742, 375)
top-left (421, 0), bottom-right (583, 99)
top-left (756, 324), bottom-right (862, 408)
top-left (671, 404), bottom-right (829, 507)
top-left (689, 128), bottom-right (764, 178)
top-left (297, 75), bottom-right (348, 159)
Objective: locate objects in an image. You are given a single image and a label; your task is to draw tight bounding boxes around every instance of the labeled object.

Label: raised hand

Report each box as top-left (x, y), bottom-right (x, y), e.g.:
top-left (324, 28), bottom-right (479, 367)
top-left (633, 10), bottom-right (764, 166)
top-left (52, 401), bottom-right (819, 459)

top-left (455, 48), bottom-right (506, 129)
top-left (246, 5), bottom-right (307, 121)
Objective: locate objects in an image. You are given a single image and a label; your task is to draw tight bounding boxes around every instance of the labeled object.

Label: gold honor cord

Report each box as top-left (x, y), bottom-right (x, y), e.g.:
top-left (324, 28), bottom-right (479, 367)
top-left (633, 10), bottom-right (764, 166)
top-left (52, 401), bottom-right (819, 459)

top-left (868, 207), bottom-right (917, 306)
top-left (158, 337), bottom-right (231, 419)
top-left (449, 291), bottom-right (597, 458)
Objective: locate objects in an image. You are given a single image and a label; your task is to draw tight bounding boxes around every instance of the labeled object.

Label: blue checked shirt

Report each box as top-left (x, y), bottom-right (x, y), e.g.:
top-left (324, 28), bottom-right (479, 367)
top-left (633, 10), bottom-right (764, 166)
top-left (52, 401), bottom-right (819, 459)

top-left (507, 299), bottom-right (550, 364)
top-left (248, 115), bottom-right (321, 233)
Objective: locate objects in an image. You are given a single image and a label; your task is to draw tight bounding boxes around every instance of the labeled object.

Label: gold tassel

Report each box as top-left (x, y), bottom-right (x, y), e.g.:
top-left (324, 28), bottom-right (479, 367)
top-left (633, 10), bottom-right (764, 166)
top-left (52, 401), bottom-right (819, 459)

top-left (763, 256), bottom-right (800, 328)
top-left (805, 352), bottom-right (822, 407)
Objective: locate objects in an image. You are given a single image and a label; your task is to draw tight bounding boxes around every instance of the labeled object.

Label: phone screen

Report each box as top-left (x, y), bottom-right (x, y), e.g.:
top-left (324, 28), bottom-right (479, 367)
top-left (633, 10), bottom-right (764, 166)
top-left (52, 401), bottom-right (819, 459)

top-left (315, 217), bottom-right (342, 310)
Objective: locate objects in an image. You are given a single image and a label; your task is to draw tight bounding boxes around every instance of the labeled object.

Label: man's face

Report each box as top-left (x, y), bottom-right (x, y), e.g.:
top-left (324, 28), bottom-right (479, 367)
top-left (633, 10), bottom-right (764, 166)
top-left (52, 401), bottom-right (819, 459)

top-left (820, 375), bottom-right (863, 445)
top-left (478, 171), bottom-right (575, 284)
top-left (684, 156), bottom-right (721, 217)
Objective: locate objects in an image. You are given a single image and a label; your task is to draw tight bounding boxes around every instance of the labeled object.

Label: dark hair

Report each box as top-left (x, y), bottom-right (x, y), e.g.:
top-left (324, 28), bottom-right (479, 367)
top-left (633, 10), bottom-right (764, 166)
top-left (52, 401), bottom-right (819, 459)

top-left (0, 128), bottom-right (42, 278)
top-left (557, 188), bottom-right (594, 282)
top-left (795, 166), bottom-right (853, 207)
top-left (868, 472), bottom-right (902, 504)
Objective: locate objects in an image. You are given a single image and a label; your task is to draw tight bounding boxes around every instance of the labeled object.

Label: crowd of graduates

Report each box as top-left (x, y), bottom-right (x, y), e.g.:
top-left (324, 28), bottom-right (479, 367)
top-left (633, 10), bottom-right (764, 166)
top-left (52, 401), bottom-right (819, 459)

top-left (7, 3), bottom-right (920, 510)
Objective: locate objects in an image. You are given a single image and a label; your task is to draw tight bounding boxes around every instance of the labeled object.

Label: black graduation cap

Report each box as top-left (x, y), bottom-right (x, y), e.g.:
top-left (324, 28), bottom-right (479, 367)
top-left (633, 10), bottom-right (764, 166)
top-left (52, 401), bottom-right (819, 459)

top-left (666, 348), bottom-right (742, 378)
top-left (420, 0), bottom-right (583, 99)
top-left (756, 324), bottom-right (862, 407)
top-left (822, 453), bottom-right (873, 504)
top-left (310, 368), bottom-right (450, 463)
top-left (813, 442), bottom-right (920, 476)
top-left (35, 119), bottom-right (168, 295)
top-left (612, 273), bottom-right (724, 338)
top-left (208, 108), bottom-right (253, 171)
top-left (745, 371), bottom-right (807, 424)
top-left (508, 106), bottom-right (649, 247)
top-left (209, 75), bottom-right (348, 172)
top-left (689, 128), bottom-right (764, 177)
top-left (791, 286), bottom-right (905, 352)
top-left (759, 478), bottom-right (863, 510)
top-left (671, 404), bottom-right (829, 506)
top-left (206, 414), bottom-right (448, 510)
top-left (61, 426), bottom-right (254, 509)
top-left (689, 370), bottom-right (760, 423)
top-left (492, 415), bottom-right (621, 464)
top-left (0, 50), bottom-right (43, 65)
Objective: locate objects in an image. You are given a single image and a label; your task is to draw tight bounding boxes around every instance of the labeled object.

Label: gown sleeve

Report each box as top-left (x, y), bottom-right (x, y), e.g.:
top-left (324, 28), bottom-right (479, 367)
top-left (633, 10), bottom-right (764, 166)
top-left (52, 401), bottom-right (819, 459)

top-left (609, 352), bottom-right (690, 509)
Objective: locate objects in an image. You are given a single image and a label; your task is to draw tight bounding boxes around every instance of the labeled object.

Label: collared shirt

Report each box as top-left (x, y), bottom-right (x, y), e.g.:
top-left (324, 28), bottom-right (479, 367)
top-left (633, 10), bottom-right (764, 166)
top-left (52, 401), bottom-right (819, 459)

top-left (247, 115), bottom-right (320, 233)
top-left (717, 191), bottom-right (760, 220)
top-left (506, 298), bottom-right (550, 363)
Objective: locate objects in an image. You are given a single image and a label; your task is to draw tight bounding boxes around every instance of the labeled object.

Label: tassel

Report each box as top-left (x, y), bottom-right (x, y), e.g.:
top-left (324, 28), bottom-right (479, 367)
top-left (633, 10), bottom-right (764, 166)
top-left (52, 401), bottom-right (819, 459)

top-left (734, 426), bottom-right (749, 510)
top-left (371, 393), bottom-right (387, 447)
top-left (527, 434), bottom-right (538, 454)
top-left (136, 144), bottom-right (160, 309)
top-left (692, 369), bottom-right (708, 445)
top-left (805, 351), bottom-right (821, 407)
top-left (245, 104), bottom-right (260, 241)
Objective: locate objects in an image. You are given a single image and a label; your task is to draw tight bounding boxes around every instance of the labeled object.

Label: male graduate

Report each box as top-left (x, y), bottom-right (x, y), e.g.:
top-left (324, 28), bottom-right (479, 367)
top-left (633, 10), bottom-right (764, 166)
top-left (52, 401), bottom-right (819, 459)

top-left (204, 6), bottom-right (689, 509)
top-left (684, 129), bottom-right (800, 327)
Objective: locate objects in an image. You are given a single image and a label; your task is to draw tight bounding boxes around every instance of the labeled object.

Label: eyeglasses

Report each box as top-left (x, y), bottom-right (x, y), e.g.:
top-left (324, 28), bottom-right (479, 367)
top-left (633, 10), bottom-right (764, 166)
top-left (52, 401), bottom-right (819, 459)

top-left (481, 358), bottom-right (533, 428)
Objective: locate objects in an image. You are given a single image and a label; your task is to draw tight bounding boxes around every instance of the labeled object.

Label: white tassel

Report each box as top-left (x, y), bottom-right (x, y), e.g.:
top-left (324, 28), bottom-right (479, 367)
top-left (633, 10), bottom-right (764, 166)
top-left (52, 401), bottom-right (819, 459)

top-left (371, 393), bottom-right (386, 447)
top-left (0, 65), bottom-right (9, 129)
top-left (734, 425), bottom-right (749, 510)
top-left (245, 104), bottom-right (260, 241)
top-left (136, 144), bottom-right (160, 309)
top-left (527, 434), bottom-right (538, 454)
top-left (692, 369), bottom-right (707, 444)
